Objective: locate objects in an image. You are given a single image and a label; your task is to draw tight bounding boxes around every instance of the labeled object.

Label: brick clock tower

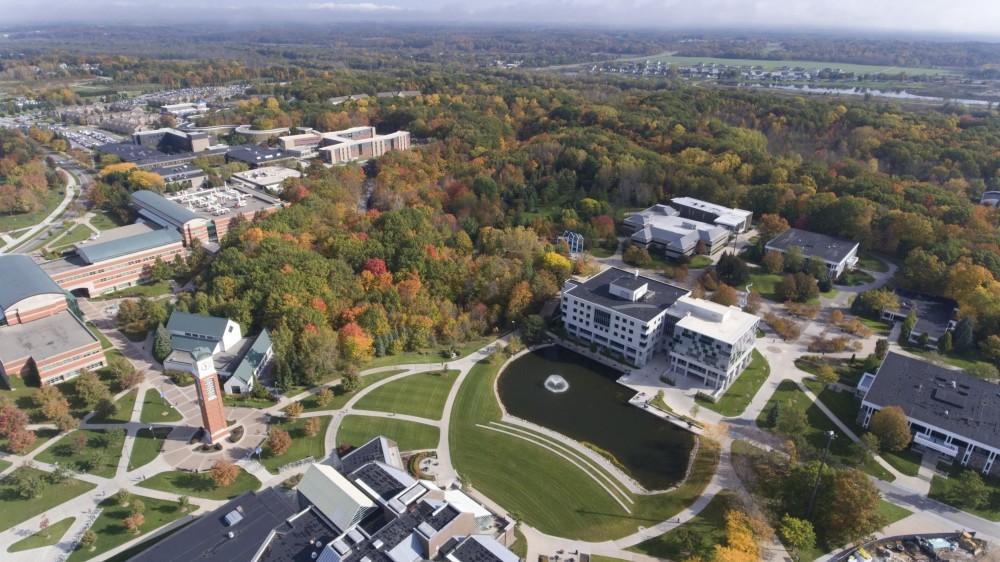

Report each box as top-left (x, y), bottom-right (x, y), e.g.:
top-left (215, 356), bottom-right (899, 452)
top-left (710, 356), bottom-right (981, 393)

top-left (193, 348), bottom-right (229, 443)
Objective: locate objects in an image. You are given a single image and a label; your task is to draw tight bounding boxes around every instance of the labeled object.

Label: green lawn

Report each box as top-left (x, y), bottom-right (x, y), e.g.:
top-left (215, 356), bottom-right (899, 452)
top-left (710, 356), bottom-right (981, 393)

top-left (450, 358), bottom-right (721, 540)
top-left (859, 316), bottom-right (891, 336)
top-left (748, 269), bottom-right (782, 300)
top-left (94, 280), bottom-right (172, 301)
top-left (696, 350), bottom-right (769, 416)
top-left (89, 209), bottom-right (124, 230)
top-left (802, 379), bottom-right (864, 433)
top-left (0, 459), bottom-right (10, 472)
top-left (223, 394), bottom-right (277, 409)
top-left (928, 466), bottom-right (1000, 521)
top-left (298, 370), bottom-right (405, 412)
top-left (129, 428), bottom-right (171, 470)
top-left (0, 188), bottom-right (64, 233)
top-left (364, 337), bottom-right (492, 369)
top-left (882, 449), bottom-right (922, 477)
top-left (879, 499), bottom-right (912, 524)
top-left (139, 468), bottom-right (261, 500)
top-left (796, 356), bottom-right (867, 387)
top-left (0, 467), bottom-right (96, 532)
top-left (1, 376), bottom-right (48, 422)
top-left (49, 224), bottom-right (93, 250)
top-left (629, 492), bottom-right (733, 561)
top-left (688, 255), bottom-right (713, 268)
top-left (36, 428), bottom-right (127, 478)
top-left (260, 416), bottom-right (331, 473)
top-left (90, 388), bottom-right (138, 424)
top-left (837, 269), bottom-right (876, 286)
top-left (757, 380), bottom-right (894, 481)
top-left (336, 415), bottom-right (439, 452)
top-left (354, 370), bottom-right (458, 420)
top-left (589, 243), bottom-right (618, 258)
top-left (8, 516), bottom-right (75, 553)
top-left (87, 322), bottom-right (114, 350)
top-left (140, 389), bottom-right (182, 423)
top-left (66, 495), bottom-right (188, 562)
top-left (858, 253), bottom-right (889, 273)
top-left (906, 347), bottom-right (998, 378)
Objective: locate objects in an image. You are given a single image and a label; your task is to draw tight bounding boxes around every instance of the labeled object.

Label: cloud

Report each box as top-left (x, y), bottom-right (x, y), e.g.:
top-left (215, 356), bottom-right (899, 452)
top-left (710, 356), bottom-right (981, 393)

top-left (305, 2), bottom-right (404, 11)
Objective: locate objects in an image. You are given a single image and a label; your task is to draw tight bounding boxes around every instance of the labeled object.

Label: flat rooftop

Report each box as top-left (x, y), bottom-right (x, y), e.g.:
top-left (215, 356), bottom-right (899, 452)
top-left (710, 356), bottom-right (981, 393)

top-left (671, 196), bottom-right (752, 219)
top-left (563, 267), bottom-right (689, 322)
top-left (77, 222), bottom-right (156, 247)
top-left (165, 184), bottom-right (283, 221)
top-left (668, 295), bottom-right (759, 344)
top-left (232, 166), bottom-right (302, 187)
top-left (864, 352), bottom-right (1000, 451)
top-left (766, 228), bottom-right (858, 264)
top-left (0, 310), bottom-right (97, 364)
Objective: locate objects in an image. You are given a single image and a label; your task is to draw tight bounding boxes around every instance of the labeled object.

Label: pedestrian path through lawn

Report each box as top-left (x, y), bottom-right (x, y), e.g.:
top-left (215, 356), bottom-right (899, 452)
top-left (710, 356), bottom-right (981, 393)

top-left (354, 370), bottom-right (459, 420)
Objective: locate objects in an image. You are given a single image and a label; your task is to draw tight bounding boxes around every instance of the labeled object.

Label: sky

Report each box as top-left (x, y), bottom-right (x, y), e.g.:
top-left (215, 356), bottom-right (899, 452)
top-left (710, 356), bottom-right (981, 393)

top-left (2, 0), bottom-right (1000, 38)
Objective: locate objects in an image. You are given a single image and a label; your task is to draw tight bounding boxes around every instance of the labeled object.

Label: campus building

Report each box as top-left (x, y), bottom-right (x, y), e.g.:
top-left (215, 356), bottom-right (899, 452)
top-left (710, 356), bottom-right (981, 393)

top-left (669, 196), bottom-right (753, 234)
top-left (42, 186), bottom-right (283, 297)
top-left (132, 436), bottom-right (519, 562)
top-left (278, 126), bottom-right (411, 164)
top-left (230, 165), bottom-right (302, 194)
top-left (0, 255), bottom-right (106, 386)
top-left (163, 310), bottom-right (273, 394)
top-left (764, 228), bottom-right (859, 278)
top-left (560, 267), bottom-right (760, 390)
top-left (857, 352), bottom-right (1000, 477)
top-left (622, 204), bottom-right (730, 259)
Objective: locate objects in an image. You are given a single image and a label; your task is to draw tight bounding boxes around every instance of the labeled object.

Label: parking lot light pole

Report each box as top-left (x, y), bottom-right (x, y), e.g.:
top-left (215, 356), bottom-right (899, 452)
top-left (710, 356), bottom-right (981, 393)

top-left (806, 430), bottom-right (836, 519)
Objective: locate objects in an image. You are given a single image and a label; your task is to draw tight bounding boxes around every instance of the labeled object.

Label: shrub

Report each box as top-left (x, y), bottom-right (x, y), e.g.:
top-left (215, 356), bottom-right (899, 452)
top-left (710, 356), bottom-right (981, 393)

top-left (166, 370), bottom-right (194, 386)
top-left (763, 313), bottom-right (802, 341)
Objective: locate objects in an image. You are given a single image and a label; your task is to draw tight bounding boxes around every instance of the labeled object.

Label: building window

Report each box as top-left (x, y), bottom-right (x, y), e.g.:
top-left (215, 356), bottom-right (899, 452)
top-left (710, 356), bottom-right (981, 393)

top-left (594, 309), bottom-right (611, 329)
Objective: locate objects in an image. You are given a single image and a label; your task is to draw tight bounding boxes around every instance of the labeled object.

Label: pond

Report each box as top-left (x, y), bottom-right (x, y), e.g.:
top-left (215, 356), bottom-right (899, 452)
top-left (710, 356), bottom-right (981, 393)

top-left (497, 346), bottom-right (696, 490)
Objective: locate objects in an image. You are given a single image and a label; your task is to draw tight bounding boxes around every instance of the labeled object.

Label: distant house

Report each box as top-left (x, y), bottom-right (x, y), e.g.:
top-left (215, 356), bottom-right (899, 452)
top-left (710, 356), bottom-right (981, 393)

top-left (623, 204), bottom-right (730, 259)
top-left (880, 289), bottom-right (957, 348)
top-left (764, 228), bottom-right (859, 278)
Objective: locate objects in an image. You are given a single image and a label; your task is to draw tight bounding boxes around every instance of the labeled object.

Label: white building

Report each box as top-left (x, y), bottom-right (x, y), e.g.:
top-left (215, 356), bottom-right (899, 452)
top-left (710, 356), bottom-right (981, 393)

top-left (670, 196), bottom-right (753, 233)
top-left (665, 295), bottom-right (759, 391)
top-left (561, 267), bottom-right (688, 367)
top-left (277, 126), bottom-right (411, 164)
top-left (560, 267), bottom-right (759, 390)
top-left (230, 166), bottom-right (302, 194)
top-left (623, 205), bottom-right (730, 259)
top-left (764, 228), bottom-right (859, 278)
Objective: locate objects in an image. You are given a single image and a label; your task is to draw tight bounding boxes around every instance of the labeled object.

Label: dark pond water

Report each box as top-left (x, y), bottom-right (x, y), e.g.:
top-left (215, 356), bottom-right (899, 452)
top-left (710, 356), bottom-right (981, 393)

top-left (497, 346), bottom-right (696, 490)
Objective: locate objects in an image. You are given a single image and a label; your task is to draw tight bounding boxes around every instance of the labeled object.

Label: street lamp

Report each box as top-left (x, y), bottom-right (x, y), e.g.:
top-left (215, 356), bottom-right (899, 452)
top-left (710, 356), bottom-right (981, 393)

top-left (806, 430), bottom-right (836, 519)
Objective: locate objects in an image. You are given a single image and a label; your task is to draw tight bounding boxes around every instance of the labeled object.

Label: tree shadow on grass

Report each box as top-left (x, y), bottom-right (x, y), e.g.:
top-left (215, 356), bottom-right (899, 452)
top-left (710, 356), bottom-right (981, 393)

top-left (170, 472), bottom-right (215, 493)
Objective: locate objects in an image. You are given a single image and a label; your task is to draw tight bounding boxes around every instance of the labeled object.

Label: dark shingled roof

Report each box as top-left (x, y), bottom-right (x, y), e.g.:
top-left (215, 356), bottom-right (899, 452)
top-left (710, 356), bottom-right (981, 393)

top-left (765, 228), bottom-right (858, 264)
top-left (863, 352), bottom-right (1000, 450)
top-left (0, 255), bottom-right (64, 313)
top-left (563, 267), bottom-right (688, 322)
top-left (130, 488), bottom-right (299, 562)
top-left (889, 289), bottom-right (957, 341)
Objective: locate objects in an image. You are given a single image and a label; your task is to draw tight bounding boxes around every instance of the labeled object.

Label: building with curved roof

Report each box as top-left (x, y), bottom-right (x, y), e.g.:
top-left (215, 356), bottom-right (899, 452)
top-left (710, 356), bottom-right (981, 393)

top-left (0, 255), bottom-right (67, 325)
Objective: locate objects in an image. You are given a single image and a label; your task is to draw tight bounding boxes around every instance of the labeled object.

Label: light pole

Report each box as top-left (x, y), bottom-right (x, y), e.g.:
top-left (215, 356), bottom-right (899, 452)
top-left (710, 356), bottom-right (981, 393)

top-left (806, 430), bottom-right (836, 519)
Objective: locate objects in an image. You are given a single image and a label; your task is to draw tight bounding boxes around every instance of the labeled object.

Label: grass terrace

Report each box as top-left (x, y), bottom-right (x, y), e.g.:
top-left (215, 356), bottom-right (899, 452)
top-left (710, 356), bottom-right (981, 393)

top-left (139, 468), bottom-right (261, 500)
top-left (89, 209), bottom-right (125, 230)
top-left (48, 224), bottom-right (93, 250)
top-left (66, 495), bottom-right (188, 562)
top-left (0, 467), bottom-right (96, 532)
top-left (905, 347), bottom-right (998, 379)
top-left (36, 428), bottom-right (127, 477)
top-left (696, 350), bottom-right (769, 416)
top-left (688, 255), bottom-right (713, 269)
top-left (881, 449), bottom-right (922, 477)
top-left (354, 370), bottom-right (459, 420)
top-left (222, 394), bottom-right (277, 409)
top-left (128, 427), bottom-right (172, 470)
top-left (336, 415), bottom-right (439, 452)
top-left (748, 270), bottom-right (781, 301)
top-left (858, 253), bottom-right (889, 273)
top-left (87, 322), bottom-right (114, 350)
top-left (260, 416), bottom-right (331, 473)
top-left (140, 389), bottom-right (183, 423)
top-left (450, 358), bottom-right (720, 540)
top-left (298, 369), bottom-right (405, 412)
top-left (8, 516), bottom-right (76, 553)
